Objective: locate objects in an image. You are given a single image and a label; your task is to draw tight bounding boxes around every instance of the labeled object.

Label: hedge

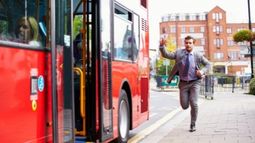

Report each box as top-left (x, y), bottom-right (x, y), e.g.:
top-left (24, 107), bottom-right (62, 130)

top-left (249, 78), bottom-right (255, 95)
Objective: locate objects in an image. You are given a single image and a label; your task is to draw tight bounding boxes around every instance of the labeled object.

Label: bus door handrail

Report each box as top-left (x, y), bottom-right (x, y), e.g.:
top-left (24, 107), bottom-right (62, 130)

top-left (73, 67), bottom-right (86, 136)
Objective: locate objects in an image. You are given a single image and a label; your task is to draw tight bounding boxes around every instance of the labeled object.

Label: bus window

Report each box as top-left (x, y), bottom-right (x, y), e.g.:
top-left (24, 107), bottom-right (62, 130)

top-left (0, 0), bottom-right (47, 48)
top-left (114, 5), bottom-right (139, 61)
top-left (16, 16), bottom-right (40, 45)
top-left (114, 5), bottom-right (133, 61)
top-left (133, 14), bottom-right (139, 60)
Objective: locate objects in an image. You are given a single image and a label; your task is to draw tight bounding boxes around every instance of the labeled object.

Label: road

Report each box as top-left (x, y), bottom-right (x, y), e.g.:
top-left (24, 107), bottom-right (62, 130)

top-left (129, 86), bottom-right (180, 142)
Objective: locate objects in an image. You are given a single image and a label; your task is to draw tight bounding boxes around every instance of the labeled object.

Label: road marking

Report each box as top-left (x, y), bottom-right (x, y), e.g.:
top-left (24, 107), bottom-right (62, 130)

top-left (128, 107), bottom-right (182, 143)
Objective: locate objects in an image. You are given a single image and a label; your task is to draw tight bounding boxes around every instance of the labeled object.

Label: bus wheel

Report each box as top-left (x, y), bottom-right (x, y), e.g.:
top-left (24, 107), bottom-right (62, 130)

top-left (118, 89), bottom-right (130, 143)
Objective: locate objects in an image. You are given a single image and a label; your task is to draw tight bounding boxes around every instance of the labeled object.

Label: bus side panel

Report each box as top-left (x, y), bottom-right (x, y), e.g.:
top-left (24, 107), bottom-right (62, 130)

top-left (46, 53), bottom-right (53, 142)
top-left (0, 47), bottom-right (51, 142)
top-left (110, 1), bottom-right (150, 140)
top-left (111, 61), bottom-right (140, 138)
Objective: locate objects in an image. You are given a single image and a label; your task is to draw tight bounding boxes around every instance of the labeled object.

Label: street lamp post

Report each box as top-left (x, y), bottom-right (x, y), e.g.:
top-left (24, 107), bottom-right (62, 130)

top-left (248, 0), bottom-right (254, 78)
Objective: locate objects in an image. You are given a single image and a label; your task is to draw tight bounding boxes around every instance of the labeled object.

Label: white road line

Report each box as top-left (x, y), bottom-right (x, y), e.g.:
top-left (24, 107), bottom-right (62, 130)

top-left (128, 107), bottom-right (182, 143)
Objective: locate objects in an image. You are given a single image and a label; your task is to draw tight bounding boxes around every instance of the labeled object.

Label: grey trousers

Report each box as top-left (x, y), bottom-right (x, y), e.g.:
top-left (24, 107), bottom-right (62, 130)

top-left (179, 80), bottom-right (201, 125)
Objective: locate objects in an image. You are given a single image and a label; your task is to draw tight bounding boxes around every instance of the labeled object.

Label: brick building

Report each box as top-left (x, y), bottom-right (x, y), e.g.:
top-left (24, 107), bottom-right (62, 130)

top-left (160, 6), bottom-right (255, 76)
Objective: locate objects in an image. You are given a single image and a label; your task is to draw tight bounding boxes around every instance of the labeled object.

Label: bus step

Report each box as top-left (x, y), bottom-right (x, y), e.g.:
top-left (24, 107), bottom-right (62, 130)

top-left (75, 136), bottom-right (86, 143)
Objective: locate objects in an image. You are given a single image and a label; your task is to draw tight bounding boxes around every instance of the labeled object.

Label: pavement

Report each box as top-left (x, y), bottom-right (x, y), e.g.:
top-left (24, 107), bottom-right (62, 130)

top-left (137, 80), bottom-right (255, 143)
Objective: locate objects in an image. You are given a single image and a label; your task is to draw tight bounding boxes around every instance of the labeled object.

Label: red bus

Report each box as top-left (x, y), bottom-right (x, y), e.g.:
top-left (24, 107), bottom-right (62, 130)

top-left (0, 0), bottom-right (149, 142)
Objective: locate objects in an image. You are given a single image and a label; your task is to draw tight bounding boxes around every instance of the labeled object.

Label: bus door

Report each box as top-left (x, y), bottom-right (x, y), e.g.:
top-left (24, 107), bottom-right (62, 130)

top-left (72, 0), bottom-right (87, 138)
top-left (72, 0), bottom-right (113, 141)
top-left (99, 0), bottom-right (114, 141)
top-left (51, 0), bottom-right (75, 142)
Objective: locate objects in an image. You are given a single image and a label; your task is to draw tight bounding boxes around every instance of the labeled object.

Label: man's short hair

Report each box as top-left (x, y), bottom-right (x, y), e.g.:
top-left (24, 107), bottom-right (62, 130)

top-left (185, 35), bottom-right (196, 43)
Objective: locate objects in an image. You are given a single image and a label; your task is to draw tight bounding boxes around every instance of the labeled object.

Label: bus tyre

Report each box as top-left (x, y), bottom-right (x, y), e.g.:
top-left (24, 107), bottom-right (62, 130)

top-left (118, 89), bottom-right (130, 143)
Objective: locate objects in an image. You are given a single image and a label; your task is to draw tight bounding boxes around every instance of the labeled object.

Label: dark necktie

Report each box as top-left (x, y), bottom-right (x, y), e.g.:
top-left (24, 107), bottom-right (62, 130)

top-left (183, 54), bottom-right (190, 76)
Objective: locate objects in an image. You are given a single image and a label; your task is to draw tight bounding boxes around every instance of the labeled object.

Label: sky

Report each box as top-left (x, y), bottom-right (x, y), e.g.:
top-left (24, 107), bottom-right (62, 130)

top-left (148, 0), bottom-right (255, 50)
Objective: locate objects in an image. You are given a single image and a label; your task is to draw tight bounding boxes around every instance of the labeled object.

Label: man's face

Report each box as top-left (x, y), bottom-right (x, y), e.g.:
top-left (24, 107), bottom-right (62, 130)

top-left (184, 39), bottom-right (194, 52)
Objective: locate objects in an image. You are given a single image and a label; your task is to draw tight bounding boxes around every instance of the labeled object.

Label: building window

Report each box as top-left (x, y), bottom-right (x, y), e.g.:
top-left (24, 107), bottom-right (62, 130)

top-left (201, 38), bottom-right (205, 45)
top-left (227, 28), bottom-right (232, 34)
top-left (181, 26), bottom-right (186, 33)
top-left (227, 40), bottom-right (234, 46)
top-left (219, 13), bottom-right (222, 19)
top-left (199, 14), bottom-right (206, 20)
top-left (185, 15), bottom-right (190, 20)
top-left (216, 26), bottom-right (220, 34)
top-left (238, 41), bottom-right (246, 46)
top-left (214, 52), bottom-right (224, 60)
top-left (170, 26), bottom-right (176, 33)
top-left (214, 38), bottom-right (223, 48)
top-left (213, 25), bottom-right (222, 34)
top-left (216, 39), bottom-right (220, 48)
top-left (190, 27), bottom-right (194, 33)
top-left (179, 15), bottom-right (185, 21)
top-left (220, 39), bottom-right (224, 45)
top-left (200, 26), bottom-right (205, 32)
top-left (190, 14), bottom-right (196, 20)
top-left (162, 16), bottom-right (168, 22)
top-left (212, 13), bottom-right (216, 19)
top-left (169, 15), bottom-right (176, 21)
top-left (213, 26), bottom-right (217, 32)
top-left (228, 51), bottom-right (239, 60)
top-left (196, 15), bottom-right (199, 20)
top-left (176, 15), bottom-right (179, 21)
top-left (216, 26), bottom-right (220, 33)
top-left (237, 28), bottom-right (244, 32)
top-left (212, 13), bottom-right (222, 22)
top-left (216, 13), bottom-right (220, 22)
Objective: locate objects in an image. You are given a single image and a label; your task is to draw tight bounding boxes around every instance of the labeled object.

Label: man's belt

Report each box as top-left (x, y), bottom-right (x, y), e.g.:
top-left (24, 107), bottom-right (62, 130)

top-left (180, 79), bottom-right (198, 83)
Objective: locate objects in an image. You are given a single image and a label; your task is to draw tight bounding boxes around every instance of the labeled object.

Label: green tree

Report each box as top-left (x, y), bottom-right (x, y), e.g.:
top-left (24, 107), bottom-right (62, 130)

top-left (233, 29), bottom-right (255, 95)
top-left (249, 78), bottom-right (255, 95)
top-left (73, 15), bottom-right (83, 38)
top-left (233, 29), bottom-right (255, 42)
top-left (73, 15), bottom-right (91, 40)
top-left (156, 35), bottom-right (176, 75)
